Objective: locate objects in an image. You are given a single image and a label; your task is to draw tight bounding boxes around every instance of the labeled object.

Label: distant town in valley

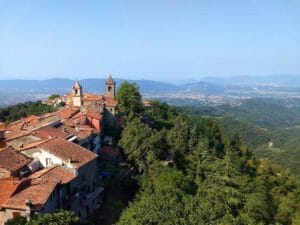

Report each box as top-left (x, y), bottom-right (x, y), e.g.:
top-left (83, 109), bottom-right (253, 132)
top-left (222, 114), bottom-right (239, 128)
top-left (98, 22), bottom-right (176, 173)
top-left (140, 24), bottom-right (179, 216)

top-left (2, 75), bottom-right (300, 107)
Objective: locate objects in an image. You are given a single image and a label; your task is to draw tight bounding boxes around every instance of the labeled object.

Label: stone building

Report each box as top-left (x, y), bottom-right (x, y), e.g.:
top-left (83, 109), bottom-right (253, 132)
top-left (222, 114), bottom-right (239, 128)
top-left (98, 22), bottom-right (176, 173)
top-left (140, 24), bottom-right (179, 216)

top-left (66, 75), bottom-right (118, 115)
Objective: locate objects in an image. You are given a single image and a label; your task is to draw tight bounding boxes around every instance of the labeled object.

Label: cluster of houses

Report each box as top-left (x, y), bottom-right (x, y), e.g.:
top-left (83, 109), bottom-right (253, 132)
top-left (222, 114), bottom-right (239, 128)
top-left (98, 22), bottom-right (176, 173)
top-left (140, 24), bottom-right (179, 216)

top-left (0, 75), bottom-right (121, 224)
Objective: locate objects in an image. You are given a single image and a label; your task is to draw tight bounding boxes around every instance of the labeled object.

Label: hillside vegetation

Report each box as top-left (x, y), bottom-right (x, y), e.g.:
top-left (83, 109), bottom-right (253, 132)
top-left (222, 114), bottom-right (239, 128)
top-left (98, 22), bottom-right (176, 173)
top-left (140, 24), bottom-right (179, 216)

top-left (111, 83), bottom-right (300, 224)
top-left (0, 101), bottom-right (54, 123)
top-left (180, 98), bottom-right (300, 174)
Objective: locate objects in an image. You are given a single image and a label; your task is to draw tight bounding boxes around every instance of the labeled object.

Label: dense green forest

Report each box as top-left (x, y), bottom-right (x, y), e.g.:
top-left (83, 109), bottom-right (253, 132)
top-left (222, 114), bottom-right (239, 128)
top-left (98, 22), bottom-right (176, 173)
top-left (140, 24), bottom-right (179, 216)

top-left (181, 98), bottom-right (300, 128)
top-left (179, 98), bottom-right (300, 175)
top-left (0, 101), bottom-right (54, 123)
top-left (114, 85), bottom-right (300, 225)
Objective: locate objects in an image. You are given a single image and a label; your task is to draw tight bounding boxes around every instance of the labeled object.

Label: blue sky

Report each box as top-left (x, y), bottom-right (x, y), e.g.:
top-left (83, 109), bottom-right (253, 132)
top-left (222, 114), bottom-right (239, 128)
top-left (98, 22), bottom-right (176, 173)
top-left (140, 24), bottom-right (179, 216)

top-left (0, 0), bottom-right (299, 81)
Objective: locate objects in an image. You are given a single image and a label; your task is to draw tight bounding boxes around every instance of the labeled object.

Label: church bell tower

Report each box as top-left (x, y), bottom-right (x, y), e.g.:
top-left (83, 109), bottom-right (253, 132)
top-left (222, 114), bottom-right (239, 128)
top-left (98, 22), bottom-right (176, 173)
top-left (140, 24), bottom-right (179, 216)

top-left (105, 74), bottom-right (115, 99)
top-left (72, 80), bottom-right (83, 107)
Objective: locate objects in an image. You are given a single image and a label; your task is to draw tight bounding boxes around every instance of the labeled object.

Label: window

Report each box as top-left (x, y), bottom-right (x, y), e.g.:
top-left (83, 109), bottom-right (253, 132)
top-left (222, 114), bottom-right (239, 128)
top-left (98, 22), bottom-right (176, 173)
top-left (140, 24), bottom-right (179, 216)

top-left (108, 86), bottom-right (112, 92)
top-left (13, 212), bottom-right (21, 219)
top-left (46, 158), bottom-right (53, 166)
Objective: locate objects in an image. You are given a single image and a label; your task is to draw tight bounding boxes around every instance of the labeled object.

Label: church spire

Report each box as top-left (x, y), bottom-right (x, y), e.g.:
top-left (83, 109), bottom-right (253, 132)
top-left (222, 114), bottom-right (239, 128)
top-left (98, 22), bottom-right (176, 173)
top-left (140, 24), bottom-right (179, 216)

top-left (105, 74), bottom-right (116, 99)
top-left (106, 74), bottom-right (114, 85)
top-left (72, 80), bottom-right (83, 107)
top-left (74, 80), bottom-right (81, 89)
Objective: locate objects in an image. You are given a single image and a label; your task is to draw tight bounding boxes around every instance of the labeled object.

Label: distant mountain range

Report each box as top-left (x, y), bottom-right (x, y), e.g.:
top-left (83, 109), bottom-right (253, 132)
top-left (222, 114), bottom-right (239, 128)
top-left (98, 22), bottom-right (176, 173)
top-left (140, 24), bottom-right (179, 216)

top-left (1, 75), bottom-right (300, 107)
top-left (0, 78), bottom-right (221, 95)
top-left (1, 74), bottom-right (300, 93)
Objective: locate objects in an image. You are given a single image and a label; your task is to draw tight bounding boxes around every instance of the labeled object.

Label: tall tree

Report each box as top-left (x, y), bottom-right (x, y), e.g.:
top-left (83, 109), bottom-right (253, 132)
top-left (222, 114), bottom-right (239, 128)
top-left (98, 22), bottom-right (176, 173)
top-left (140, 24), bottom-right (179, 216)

top-left (119, 118), bottom-right (168, 172)
top-left (116, 81), bottom-right (143, 115)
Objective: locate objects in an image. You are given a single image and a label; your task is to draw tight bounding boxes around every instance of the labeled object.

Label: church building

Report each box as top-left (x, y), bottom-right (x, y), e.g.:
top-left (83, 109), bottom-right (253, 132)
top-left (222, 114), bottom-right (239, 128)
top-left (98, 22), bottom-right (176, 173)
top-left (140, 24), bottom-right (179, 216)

top-left (66, 75), bottom-right (118, 115)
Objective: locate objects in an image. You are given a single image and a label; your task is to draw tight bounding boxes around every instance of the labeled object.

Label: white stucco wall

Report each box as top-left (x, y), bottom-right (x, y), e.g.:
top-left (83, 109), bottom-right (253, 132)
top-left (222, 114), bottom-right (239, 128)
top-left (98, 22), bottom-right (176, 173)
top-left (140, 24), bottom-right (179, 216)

top-left (38, 150), bottom-right (64, 168)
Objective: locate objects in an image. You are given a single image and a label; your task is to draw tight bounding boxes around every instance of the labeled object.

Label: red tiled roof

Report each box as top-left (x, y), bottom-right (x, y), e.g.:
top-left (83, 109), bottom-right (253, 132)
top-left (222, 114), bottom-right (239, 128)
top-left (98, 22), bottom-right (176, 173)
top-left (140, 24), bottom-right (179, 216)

top-left (6, 121), bottom-right (26, 132)
top-left (29, 166), bottom-right (75, 184)
top-left (82, 94), bottom-right (117, 107)
top-left (2, 166), bottom-right (76, 211)
top-left (38, 137), bottom-right (97, 168)
top-left (2, 178), bottom-right (57, 211)
top-left (56, 107), bottom-right (80, 119)
top-left (86, 110), bottom-right (103, 121)
top-left (69, 113), bottom-right (88, 125)
top-left (0, 147), bottom-right (32, 173)
top-left (23, 115), bottom-right (39, 123)
top-left (0, 178), bottom-right (19, 207)
top-left (101, 146), bottom-right (120, 158)
top-left (83, 94), bottom-right (103, 102)
top-left (34, 126), bottom-right (70, 139)
top-left (76, 129), bottom-right (93, 140)
top-left (56, 125), bottom-right (77, 135)
top-left (4, 130), bottom-right (29, 141)
top-left (18, 139), bottom-right (51, 151)
top-left (63, 119), bottom-right (76, 127)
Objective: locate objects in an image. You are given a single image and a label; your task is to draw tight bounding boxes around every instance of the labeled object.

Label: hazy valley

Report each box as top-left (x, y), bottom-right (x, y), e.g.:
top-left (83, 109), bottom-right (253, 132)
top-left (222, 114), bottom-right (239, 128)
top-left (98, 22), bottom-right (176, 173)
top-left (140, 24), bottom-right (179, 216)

top-left (2, 75), bottom-right (300, 107)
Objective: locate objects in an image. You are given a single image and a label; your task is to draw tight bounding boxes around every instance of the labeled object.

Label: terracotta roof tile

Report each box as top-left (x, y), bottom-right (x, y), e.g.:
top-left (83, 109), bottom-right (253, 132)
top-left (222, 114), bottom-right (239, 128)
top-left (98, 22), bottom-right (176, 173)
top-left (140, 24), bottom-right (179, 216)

top-left (63, 119), bottom-right (76, 127)
top-left (2, 178), bottom-right (57, 211)
top-left (76, 129), bottom-right (93, 140)
top-left (23, 115), bottom-right (39, 123)
top-left (38, 137), bottom-right (97, 168)
top-left (0, 147), bottom-right (32, 173)
top-left (56, 125), bottom-right (77, 135)
top-left (2, 166), bottom-right (76, 211)
top-left (86, 110), bottom-right (103, 121)
top-left (83, 94), bottom-right (103, 102)
top-left (0, 178), bottom-right (19, 207)
top-left (18, 139), bottom-right (52, 151)
top-left (56, 107), bottom-right (80, 119)
top-left (4, 130), bottom-right (29, 141)
top-left (29, 166), bottom-right (75, 184)
top-left (33, 126), bottom-right (70, 139)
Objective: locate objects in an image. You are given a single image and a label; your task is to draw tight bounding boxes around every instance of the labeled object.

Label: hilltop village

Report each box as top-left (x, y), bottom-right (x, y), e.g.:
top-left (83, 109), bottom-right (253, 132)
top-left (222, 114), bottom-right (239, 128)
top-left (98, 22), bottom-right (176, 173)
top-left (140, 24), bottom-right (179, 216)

top-left (0, 75), bottom-right (122, 224)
